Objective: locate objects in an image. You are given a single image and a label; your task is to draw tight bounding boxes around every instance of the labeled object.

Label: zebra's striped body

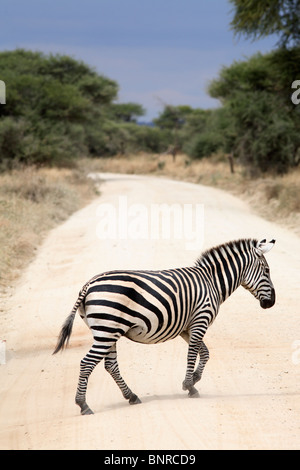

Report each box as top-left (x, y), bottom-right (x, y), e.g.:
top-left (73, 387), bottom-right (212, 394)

top-left (54, 238), bottom-right (276, 415)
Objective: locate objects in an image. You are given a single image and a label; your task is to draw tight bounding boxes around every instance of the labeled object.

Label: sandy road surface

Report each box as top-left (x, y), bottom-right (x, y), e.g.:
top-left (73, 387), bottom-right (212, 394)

top-left (0, 173), bottom-right (300, 450)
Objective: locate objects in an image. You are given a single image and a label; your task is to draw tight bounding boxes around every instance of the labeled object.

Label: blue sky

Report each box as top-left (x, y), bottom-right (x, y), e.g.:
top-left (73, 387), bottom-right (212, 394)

top-left (1, 0), bottom-right (278, 120)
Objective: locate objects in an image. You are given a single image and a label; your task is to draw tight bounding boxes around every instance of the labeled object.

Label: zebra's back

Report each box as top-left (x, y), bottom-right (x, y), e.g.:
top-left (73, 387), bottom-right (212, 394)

top-left (83, 267), bottom-right (204, 344)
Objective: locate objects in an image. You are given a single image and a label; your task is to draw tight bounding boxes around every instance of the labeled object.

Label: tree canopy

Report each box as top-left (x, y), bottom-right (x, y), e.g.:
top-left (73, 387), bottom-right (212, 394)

top-left (230, 0), bottom-right (300, 48)
top-left (0, 49), bottom-right (164, 168)
top-left (208, 49), bottom-right (300, 173)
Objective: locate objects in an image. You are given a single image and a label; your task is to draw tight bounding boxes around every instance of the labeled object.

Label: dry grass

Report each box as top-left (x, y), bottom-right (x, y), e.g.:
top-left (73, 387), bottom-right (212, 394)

top-left (244, 172), bottom-right (300, 234)
top-left (0, 166), bottom-right (97, 290)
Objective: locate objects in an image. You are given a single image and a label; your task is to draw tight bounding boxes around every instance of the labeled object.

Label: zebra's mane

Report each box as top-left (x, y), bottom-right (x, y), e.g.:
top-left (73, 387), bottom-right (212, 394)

top-left (195, 238), bottom-right (257, 267)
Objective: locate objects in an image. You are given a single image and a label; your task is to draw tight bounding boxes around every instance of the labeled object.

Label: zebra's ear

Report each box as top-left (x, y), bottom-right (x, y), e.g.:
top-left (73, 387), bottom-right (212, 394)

top-left (256, 239), bottom-right (276, 255)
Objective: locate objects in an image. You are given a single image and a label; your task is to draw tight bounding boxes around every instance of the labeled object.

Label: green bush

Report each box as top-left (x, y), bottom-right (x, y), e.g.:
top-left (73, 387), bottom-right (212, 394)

top-left (0, 117), bottom-right (28, 169)
top-left (185, 131), bottom-right (223, 159)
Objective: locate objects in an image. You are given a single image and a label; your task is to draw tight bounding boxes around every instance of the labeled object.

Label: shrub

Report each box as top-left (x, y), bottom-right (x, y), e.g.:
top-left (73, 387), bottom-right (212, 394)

top-left (185, 131), bottom-right (223, 159)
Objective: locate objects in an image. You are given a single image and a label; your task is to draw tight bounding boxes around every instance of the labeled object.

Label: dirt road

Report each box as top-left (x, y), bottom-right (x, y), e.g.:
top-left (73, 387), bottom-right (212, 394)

top-left (1, 173), bottom-right (299, 450)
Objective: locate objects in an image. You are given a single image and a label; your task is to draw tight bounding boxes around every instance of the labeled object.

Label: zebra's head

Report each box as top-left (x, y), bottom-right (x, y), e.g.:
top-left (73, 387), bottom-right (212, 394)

top-left (242, 239), bottom-right (276, 309)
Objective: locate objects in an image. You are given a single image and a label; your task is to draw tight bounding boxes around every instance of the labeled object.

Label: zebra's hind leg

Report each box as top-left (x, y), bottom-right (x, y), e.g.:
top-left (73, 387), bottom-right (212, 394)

top-left (75, 344), bottom-right (107, 415)
top-left (104, 344), bottom-right (141, 405)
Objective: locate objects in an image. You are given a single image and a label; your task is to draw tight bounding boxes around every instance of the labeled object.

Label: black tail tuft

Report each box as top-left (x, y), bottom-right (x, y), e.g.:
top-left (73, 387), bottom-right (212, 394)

top-left (53, 281), bottom-right (89, 354)
top-left (53, 312), bottom-right (76, 354)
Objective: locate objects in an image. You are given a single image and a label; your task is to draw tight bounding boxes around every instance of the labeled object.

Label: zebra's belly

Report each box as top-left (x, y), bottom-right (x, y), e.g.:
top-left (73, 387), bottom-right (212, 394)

top-left (125, 325), bottom-right (151, 343)
top-left (124, 322), bottom-right (184, 344)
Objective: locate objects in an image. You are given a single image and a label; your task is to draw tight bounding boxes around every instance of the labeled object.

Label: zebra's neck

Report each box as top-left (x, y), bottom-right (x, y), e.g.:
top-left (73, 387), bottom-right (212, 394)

top-left (196, 240), bottom-right (250, 303)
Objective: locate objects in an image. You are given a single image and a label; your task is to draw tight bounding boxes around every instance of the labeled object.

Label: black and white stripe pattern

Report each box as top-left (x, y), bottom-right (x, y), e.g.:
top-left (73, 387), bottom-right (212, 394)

top-left (54, 238), bottom-right (275, 415)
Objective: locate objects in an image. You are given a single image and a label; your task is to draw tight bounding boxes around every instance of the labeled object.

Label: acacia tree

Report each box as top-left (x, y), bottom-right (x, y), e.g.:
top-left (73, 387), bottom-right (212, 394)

top-left (110, 103), bottom-right (145, 122)
top-left (153, 105), bottom-right (194, 159)
top-left (230, 0), bottom-right (300, 48)
top-left (208, 50), bottom-right (300, 173)
top-left (0, 50), bottom-right (121, 166)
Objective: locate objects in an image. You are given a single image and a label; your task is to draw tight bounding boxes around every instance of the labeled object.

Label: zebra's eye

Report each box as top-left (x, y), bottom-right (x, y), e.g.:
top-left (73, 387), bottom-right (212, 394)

top-left (264, 266), bottom-right (270, 274)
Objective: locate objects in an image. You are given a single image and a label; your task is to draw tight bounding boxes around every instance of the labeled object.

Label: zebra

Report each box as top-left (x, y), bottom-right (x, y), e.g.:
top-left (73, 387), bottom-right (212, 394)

top-left (53, 238), bottom-right (276, 415)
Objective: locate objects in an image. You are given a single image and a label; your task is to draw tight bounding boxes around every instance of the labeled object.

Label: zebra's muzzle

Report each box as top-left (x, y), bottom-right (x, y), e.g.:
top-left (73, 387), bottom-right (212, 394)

top-left (260, 288), bottom-right (275, 309)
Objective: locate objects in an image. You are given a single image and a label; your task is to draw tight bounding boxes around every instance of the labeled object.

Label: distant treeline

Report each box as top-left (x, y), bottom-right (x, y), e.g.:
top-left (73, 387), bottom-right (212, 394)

top-left (0, 45), bottom-right (300, 174)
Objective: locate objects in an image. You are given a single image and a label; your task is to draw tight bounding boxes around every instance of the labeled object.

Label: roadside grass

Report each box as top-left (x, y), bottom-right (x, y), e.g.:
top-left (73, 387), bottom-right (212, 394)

top-left (0, 166), bottom-right (97, 290)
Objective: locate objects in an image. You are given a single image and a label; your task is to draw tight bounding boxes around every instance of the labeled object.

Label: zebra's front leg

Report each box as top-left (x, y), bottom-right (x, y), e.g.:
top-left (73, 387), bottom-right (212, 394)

top-left (181, 332), bottom-right (209, 388)
top-left (192, 341), bottom-right (209, 385)
top-left (104, 345), bottom-right (141, 405)
top-left (182, 338), bottom-right (202, 398)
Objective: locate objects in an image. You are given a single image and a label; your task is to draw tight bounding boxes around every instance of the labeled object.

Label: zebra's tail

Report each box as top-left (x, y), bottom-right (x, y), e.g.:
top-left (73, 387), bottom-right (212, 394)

top-left (53, 286), bottom-right (88, 355)
top-left (53, 311), bottom-right (76, 354)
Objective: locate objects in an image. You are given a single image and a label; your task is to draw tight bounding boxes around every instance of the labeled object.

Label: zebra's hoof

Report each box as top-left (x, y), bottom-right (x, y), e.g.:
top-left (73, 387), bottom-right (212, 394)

top-left (129, 393), bottom-right (141, 405)
top-left (192, 372), bottom-right (201, 385)
top-left (81, 406), bottom-right (94, 415)
top-left (76, 400), bottom-right (94, 415)
top-left (188, 387), bottom-right (200, 398)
